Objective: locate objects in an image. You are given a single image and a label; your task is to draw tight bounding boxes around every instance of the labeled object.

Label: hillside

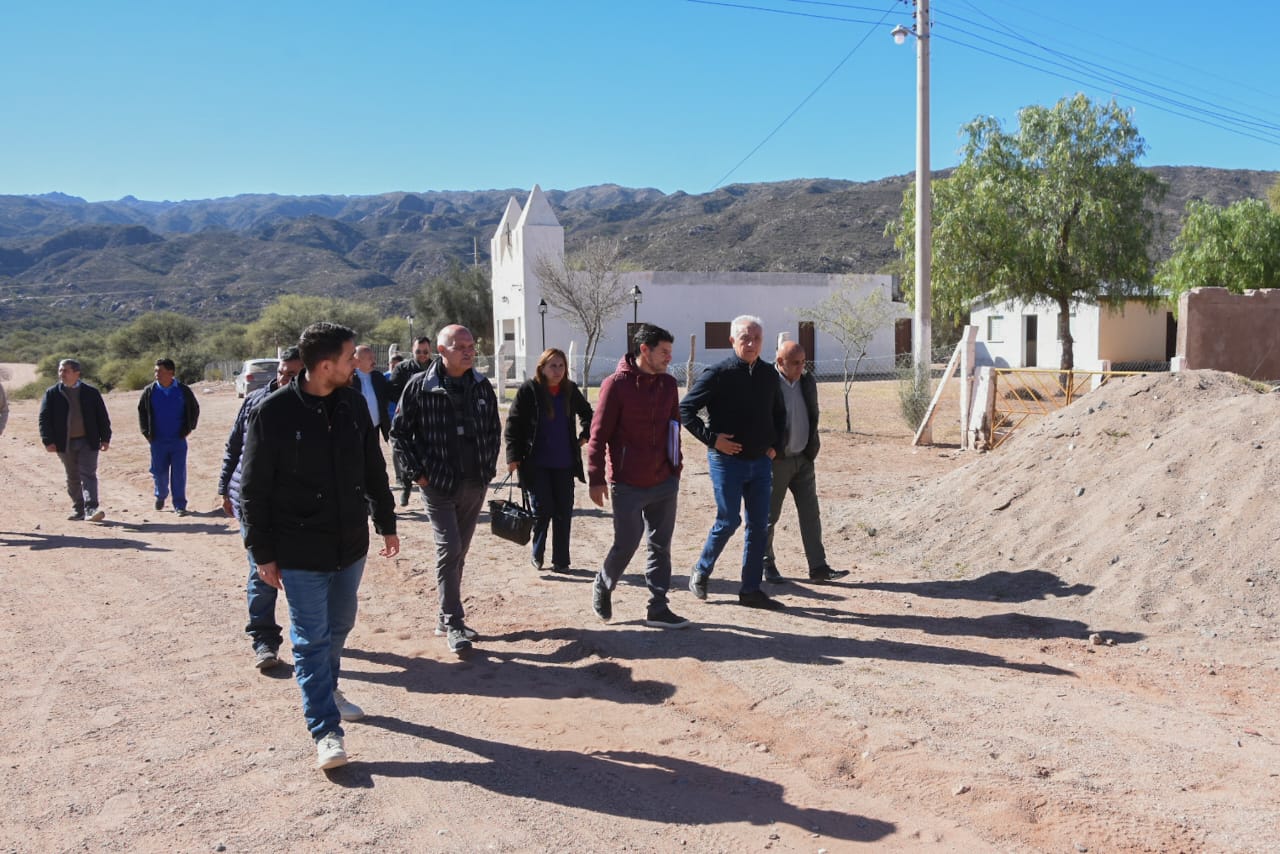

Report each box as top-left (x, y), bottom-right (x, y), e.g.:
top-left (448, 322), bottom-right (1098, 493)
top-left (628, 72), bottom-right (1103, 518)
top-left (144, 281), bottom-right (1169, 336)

top-left (0, 167), bottom-right (1274, 327)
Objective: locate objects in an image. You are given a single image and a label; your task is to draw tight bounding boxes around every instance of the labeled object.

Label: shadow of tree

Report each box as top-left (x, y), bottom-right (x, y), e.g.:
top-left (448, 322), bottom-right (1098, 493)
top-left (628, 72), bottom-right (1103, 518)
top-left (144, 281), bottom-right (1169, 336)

top-left (0, 530), bottom-right (171, 552)
top-left (328, 719), bottom-right (896, 843)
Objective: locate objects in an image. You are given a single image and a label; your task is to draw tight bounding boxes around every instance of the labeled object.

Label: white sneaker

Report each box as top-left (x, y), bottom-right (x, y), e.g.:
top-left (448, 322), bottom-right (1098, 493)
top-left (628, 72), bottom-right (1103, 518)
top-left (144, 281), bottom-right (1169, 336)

top-left (334, 688), bottom-right (364, 722)
top-left (315, 732), bottom-right (347, 770)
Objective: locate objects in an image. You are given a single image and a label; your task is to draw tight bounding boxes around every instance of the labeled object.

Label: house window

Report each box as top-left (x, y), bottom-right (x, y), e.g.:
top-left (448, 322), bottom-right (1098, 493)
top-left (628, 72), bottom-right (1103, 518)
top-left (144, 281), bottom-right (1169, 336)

top-left (987, 315), bottom-right (1004, 342)
top-left (704, 321), bottom-right (731, 350)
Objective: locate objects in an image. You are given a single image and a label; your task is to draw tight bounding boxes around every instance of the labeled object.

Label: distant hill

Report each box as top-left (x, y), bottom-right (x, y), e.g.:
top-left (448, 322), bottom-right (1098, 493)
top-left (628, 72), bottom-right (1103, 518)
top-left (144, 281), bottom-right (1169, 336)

top-left (0, 167), bottom-right (1274, 326)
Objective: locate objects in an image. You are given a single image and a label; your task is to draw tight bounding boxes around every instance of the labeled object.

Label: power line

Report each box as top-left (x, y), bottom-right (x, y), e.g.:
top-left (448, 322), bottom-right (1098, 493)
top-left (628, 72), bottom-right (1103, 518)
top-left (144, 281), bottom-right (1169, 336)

top-left (692, 0), bottom-right (903, 189)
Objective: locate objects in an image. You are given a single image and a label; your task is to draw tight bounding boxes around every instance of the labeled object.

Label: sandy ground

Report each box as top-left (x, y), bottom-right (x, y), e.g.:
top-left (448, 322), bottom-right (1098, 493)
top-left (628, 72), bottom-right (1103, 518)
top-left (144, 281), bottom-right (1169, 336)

top-left (1, 370), bottom-right (1277, 853)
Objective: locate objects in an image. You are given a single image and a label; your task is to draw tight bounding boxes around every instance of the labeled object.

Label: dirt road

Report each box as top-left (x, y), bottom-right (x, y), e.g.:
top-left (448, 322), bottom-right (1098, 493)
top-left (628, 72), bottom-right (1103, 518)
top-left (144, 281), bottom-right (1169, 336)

top-left (1, 375), bottom-right (1276, 852)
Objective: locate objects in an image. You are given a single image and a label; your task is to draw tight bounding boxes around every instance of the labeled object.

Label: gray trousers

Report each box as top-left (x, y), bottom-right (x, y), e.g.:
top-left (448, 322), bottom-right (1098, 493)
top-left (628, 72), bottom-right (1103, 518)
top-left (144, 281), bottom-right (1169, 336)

top-left (422, 478), bottom-right (487, 627)
top-left (58, 437), bottom-right (100, 512)
top-left (764, 454), bottom-right (827, 573)
top-left (598, 476), bottom-right (679, 611)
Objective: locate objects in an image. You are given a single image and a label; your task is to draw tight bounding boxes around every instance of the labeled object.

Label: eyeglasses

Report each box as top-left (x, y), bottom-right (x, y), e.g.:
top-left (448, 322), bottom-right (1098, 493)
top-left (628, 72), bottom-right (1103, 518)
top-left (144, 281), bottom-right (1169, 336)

top-left (413, 349), bottom-right (432, 355)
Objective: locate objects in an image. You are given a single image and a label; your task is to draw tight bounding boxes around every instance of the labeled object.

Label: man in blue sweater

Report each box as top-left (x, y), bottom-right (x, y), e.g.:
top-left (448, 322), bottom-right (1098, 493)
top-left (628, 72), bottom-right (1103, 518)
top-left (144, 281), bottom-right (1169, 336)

top-left (138, 358), bottom-right (200, 516)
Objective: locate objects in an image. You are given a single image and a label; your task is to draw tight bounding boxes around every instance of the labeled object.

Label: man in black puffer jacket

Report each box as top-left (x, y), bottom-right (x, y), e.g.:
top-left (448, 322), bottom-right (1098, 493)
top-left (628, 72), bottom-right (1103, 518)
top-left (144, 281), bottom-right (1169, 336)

top-left (240, 322), bottom-right (399, 771)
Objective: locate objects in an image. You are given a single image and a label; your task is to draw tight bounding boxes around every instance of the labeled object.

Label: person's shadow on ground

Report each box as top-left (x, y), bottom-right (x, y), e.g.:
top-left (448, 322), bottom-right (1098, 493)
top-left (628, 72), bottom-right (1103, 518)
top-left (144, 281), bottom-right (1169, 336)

top-left (327, 718), bottom-right (897, 844)
top-left (846, 569), bottom-right (1094, 602)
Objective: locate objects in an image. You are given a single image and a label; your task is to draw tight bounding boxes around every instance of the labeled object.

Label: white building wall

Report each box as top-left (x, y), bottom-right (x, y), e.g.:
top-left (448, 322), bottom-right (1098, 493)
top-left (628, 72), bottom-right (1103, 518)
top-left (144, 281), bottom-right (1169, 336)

top-left (971, 301), bottom-right (1098, 369)
top-left (1097, 302), bottom-right (1169, 363)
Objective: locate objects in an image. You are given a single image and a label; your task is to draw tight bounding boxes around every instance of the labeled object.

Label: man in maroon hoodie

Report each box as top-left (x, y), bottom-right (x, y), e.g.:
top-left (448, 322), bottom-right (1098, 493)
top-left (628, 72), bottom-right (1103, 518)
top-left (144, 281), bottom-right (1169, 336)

top-left (586, 324), bottom-right (690, 628)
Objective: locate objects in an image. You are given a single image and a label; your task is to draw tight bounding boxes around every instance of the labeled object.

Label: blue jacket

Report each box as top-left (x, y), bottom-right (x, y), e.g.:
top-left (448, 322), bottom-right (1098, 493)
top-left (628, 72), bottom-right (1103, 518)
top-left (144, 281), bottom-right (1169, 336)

top-left (137, 380), bottom-right (200, 440)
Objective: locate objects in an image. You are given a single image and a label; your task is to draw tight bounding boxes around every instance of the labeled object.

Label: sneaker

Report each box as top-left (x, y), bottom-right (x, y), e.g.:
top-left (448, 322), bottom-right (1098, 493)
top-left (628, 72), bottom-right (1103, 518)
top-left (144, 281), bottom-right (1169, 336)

top-left (738, 590), bottom-right (784, 611)
top-left (809, 566), bottom-right (851, 583)
top-left (399, 485), bottom-right (411, 507)
top-left (315, 732), bottom-right (348, 770)
top-left (530, 557), bottom-right (544, 572)
top-left (87, 508), bottom-right (105, 523)
top-left (253, 645), bottom-right (281, 670)
top-left (154, 498), bottom-right (164, 511)
top-left (551, 564), bottom-right (571, 573)
top-left (175, 508), bottom-right (188, 517)
top-left (592, 576), bottom-right (612, 622)
top-left (446, 626), bottom-right (473, 654)
top-left (67, 510), bottom-right (85, 521)
top-left (689, 571), bottom-right (708, 601)
top-left (334, 688), bottom-right (364, 722)
top-left (644, 607), bottom-right (690, 629)
top-left (433, 621), bottom-right (478, 640)
top-left (764, 565), bottom-right (786, 584)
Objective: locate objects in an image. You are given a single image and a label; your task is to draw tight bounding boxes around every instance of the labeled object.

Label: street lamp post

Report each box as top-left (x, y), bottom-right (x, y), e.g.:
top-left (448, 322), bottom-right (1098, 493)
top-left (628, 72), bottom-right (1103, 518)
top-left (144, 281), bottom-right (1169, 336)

top-left (406, 313), bottom-right (414, 345)
top-left (630, 284), bottom-right (642, 324)
top-left (893, 0), bottom-right (931, 443)
top-left (538, 298), bottom-right (547, 350)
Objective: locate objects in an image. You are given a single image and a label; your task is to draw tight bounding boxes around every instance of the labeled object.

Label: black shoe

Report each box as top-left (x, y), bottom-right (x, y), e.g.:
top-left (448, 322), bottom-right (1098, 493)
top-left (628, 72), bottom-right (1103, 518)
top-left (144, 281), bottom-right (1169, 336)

top-left (399, 485), bottom-right (410, 507)
top-left (764, 566), bottom-right (786, 584)
top-left (434, 621), bottom-right (478, 640)
top-left (644, 607), bottom-right (691, 629)
top-left (551, 564), bottom-right (571, 573)
top-left (154, 498), bottom-right (164, 511)
top-left (809, 566), bottom-right (851, 583)
top-left (689, 571), bottom-right (708, 601)
top-left (67, 510), bottom-right (85, 521)
top-left (592, 576), bottom-right (612, 622)
top-left (738, 590), bottom-right (784, 610)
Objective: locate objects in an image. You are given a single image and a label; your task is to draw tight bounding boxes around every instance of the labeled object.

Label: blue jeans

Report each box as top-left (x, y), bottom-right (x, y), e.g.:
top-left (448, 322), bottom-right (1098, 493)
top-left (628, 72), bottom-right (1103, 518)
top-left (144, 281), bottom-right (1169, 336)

top-left (693, 451), bottom-right (773, 594)
top-left (149, 437), bottom-right (188, 509)
top-left (240, 522), bottom-right (281, 651)
top-left (280, 557), bottom-right (365, 740)
top-left (598, 475), bottom-right (679, 610)
top-left (525, 465), bottom-right (575, 568)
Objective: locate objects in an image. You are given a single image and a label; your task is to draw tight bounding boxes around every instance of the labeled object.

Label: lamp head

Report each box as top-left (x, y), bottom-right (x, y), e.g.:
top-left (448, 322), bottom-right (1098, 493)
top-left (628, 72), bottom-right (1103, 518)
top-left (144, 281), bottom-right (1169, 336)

top-left (891, 23), bottom-right (910, 45)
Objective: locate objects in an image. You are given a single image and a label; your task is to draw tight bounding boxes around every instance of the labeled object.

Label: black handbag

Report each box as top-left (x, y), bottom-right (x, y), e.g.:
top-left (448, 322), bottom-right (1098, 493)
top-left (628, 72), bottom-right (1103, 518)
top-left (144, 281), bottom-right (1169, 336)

top-left (489, 473), bottom-right (535, 546)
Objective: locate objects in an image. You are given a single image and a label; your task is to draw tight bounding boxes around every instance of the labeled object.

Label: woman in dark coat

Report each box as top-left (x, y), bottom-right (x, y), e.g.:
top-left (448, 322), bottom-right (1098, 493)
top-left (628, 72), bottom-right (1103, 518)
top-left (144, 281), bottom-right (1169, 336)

top-left (504, 348), bottom-right (593, 572)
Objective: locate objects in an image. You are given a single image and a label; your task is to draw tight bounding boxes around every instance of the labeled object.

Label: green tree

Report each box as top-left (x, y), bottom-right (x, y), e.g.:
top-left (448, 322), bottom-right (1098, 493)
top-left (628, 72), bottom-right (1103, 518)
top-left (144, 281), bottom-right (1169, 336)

top-left (106, 312), bottom-right (200, 360)
top-left (1157, 198), bottom-right (1280, 301)
top-left (797, 288), bottom-right (896, 432)
top-left (246, 295), bottom-right (380, 353)
top-left (889, 93), bottom-right (1165, 370)
top-left (411, 261), bottom-right (493, 354)
top-left (1268, 177), bottom-right (1280, 214)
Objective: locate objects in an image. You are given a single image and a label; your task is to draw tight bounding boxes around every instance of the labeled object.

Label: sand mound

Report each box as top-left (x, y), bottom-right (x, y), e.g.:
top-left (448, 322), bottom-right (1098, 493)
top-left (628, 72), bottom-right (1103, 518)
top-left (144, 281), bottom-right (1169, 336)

top-left (860, 370), bottom-right (1280, 646)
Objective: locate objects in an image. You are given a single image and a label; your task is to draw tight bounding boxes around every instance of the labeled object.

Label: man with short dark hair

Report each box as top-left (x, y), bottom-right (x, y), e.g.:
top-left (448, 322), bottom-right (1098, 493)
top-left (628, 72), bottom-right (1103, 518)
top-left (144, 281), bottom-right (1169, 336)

top-left (763, 341), bottom-right (850, 584)
top-left (587, 324), bottom-right (689, 629)
top-left (218, 346), bottom-right (303, 670)
top-left (392, 324), bottom-right (501, 655)
top-left (387, 336), bottom-right (434, 505)
top-left (39, 359), bottom-right (112, 522)
top-left (138, 358), bottom-right (200, 516)
top-left (681, 315), bottom-right (787, 610)
top-left (241, 323), bottom-right (399, 770)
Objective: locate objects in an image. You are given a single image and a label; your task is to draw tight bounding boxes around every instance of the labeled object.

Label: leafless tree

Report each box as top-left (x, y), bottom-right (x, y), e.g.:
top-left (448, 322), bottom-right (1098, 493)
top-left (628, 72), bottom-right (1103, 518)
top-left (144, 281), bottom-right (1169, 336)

top-left (534, 238), bottom-right (630, 389)
top-left (798, 288), bottom-right (896, 432)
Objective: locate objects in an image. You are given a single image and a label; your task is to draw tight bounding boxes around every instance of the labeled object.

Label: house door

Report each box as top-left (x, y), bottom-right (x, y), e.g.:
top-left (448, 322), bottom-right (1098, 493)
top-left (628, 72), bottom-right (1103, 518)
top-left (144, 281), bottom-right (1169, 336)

top-left (1024, 315), bottom-right (1038, 368)
top-left (894, 318), bottom-right (911, 360)
top-left (798, 321), bottom-right (815, 373)
top-left (1165, 312), bottom-right (1177, 360)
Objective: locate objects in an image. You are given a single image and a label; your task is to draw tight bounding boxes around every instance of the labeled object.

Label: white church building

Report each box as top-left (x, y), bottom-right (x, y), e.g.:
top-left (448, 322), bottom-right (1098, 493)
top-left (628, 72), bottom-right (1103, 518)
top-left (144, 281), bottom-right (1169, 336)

top-left (490, 185), bottom-right (908, 386)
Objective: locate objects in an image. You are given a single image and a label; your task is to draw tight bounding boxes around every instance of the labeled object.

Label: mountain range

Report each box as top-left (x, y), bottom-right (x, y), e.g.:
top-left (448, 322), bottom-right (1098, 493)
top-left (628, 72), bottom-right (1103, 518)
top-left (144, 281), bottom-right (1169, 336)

top-left (0, 166), bottom-right (1274, 326)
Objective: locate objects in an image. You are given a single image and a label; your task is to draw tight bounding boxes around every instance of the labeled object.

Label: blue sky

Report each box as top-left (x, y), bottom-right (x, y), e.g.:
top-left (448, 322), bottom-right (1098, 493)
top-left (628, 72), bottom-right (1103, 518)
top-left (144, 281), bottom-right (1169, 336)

top-left (4, 0), bottom-right (1278, 202)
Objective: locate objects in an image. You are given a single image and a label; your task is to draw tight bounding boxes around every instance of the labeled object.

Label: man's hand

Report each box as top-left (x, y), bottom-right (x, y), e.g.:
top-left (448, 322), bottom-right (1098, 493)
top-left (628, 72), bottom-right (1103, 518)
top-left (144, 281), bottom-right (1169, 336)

top-left (99, 442), bottom-right (110, 452)
top-left (766, 448), bottom-right (776, 460)
top-left (589, 484), bottom-right (609, 507)
top-left (378, 535), bottom-right (400, 558)
top-left (257, 561), bottom-right (282, 590)
top-left (221, 496), bottom-right (234, 517)
top-left (507, 461), bottom-right (519, 474)
top-left (713, 433), bottom-right (742, 455)
top-left (45, 444), bottom-right (56, 453)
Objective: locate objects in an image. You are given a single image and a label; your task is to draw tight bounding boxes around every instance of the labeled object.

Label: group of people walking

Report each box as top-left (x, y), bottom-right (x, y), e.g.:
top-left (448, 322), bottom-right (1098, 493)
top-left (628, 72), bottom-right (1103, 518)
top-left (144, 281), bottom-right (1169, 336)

top-left (34, 312), bottom-right (848, 771)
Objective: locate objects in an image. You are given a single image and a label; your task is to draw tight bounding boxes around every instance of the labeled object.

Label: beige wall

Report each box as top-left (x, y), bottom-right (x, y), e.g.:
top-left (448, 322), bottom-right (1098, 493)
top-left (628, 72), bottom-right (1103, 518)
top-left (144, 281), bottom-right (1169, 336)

top-left (1178, 287), bottom-right (1280, 380)
top-left (1097, 302), bottom-right (1170, 363)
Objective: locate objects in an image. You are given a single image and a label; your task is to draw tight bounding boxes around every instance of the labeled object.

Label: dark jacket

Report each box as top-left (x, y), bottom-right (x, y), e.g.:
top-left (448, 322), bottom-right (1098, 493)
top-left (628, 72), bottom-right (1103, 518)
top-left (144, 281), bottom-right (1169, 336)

top-left (680, 355), bottom-right (786, 460)
top-left (38, 382), bottom-right (112, 451)
top-left (217, 380), bottom-right (277, 519)
top-left (350, 369), bottom-right (393, 440)
top-left (387, 358), bottom-right (428, 405)
top-left (240, 378), bottom-right (396, 571)
top-left (391, 358), bottom-right (501, 495)
top-left (587, 353), bottom-right (682, 489)
top-left (777, 369), bottom-right (821, 461)
top-left (137, 380), bottom-right (200, 440)
top-left (504, 378), bottom-right (593, 483)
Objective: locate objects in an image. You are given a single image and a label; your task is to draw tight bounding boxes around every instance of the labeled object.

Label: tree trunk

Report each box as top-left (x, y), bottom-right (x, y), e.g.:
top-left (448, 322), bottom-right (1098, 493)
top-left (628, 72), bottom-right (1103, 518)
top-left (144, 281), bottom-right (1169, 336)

top-left (1056, 294), bottom-right (1074, 399)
